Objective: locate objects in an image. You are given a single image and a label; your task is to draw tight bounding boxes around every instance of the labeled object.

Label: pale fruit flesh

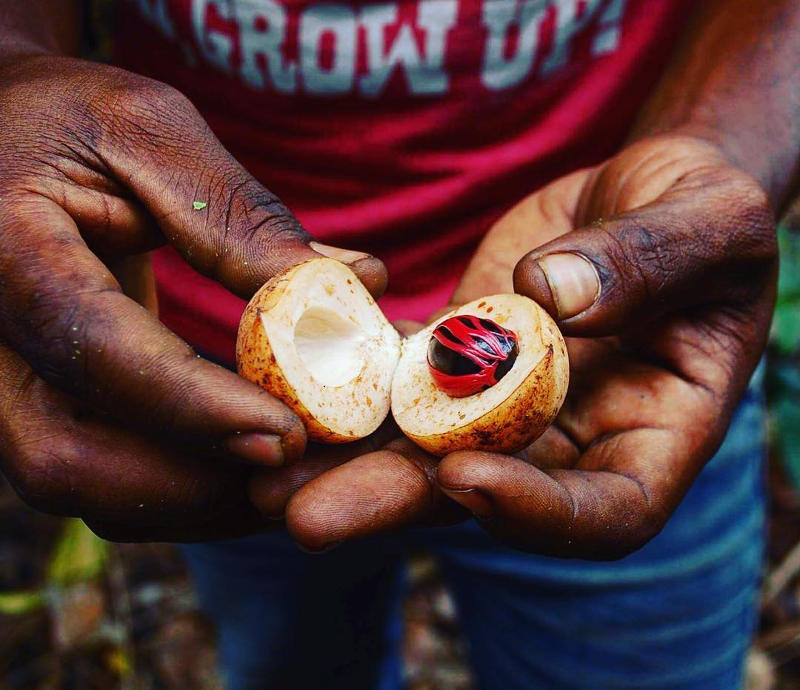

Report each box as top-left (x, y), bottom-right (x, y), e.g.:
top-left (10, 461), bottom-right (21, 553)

top-left (236, 258), bottom-right (401, 442)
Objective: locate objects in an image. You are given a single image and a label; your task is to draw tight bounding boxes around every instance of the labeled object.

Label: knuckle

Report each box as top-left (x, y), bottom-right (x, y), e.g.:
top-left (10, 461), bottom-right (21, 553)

top-left (622, 223), bottom-right (677, 286)
top-left (254, 212), bottom-right (310, 258)
top-left (179, 465), bottom-right (240, 516)
top-left (86, 71), bottom-right (199, 148)
top-left (702, 167), bottom-right (776, 257)
top-left (225, 181), bottom-right (306, 247)
top-left (633, 514), bottom-right (665, 549)
top-left (21, 290), bottom-right (111, 395)
top-left (732, 179), bottom-right (777, 262)
top-left (724, 169), bottom-right (771, 215)
top-left (5, 441), bottom-right (75, 514)
top-left (200, 177), bottom-right (308, 280)
top-left (98, 73), bottom-right (181, 119)
top-left (19, 307), bottom-right (83, 389)
top-left (691, 171), bottom-right (779, 295)
top-left (259, 205), bottom-right (308, 241)
top-left (725, 171), bottom-right (773, 220)
top-left (623, 506), bottom-right (669, 556)
top-left (595, 223), bottom-right (673, 303)
top-left (583, 518), bottom-right (664, 561)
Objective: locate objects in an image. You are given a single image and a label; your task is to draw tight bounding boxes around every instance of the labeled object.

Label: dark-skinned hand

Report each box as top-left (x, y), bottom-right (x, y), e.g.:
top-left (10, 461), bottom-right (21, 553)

top-left (269, 135), bottom-right (777, 558)
top-left (0, 55), bottom-right (387, 541)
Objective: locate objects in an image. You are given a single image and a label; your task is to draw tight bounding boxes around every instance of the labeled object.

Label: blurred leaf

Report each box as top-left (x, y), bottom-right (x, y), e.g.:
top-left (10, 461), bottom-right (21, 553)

top-left (768, 357), bottom-right (800, 488)
top-left (768, 216), bottom-right (800, 489)
top-left (0, 589), bottom-right (45, 615)
top-left (106, 647), bottom-right (133, 677)
top-left (47, 519), bottom-right (109, 587)
top-left (772, 223), bottom-right (800, 355)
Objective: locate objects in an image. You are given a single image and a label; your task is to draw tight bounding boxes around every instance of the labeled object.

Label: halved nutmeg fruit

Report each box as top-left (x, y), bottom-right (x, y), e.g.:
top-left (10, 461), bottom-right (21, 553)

top-left (236, 258), bottom-right (568, 456)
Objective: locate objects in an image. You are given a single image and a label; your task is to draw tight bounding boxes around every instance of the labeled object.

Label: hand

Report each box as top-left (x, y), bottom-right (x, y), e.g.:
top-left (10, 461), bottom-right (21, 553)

top-left (248, 323), bottom-right (470, 540)
top-left (280, 135), bottom-right (777, 558)
top-left (250, 426), bottom-right (467, 534)
top-left (0, 55), bottom-right (386, 541)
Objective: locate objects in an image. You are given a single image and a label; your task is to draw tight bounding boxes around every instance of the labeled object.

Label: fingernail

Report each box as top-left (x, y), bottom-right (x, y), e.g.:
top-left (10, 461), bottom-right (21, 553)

top-left (224, 433), bottom-right (284, 466)
top-left (310, 241), bottom-right (371, 265)
top-left (440, 487), bottom-right (493, 518)
top-left (536, 253), bottom-right (600, 320)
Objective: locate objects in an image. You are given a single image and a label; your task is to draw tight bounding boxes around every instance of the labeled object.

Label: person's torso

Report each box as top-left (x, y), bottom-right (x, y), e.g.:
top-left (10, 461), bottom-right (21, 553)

top-left (115, 0), bottom-right (693, 363)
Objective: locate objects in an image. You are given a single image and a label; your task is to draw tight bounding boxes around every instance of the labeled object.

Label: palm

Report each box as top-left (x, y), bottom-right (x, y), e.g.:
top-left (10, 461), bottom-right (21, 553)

top-left (279, 136), bottom-right (776, 558)
top-left (443, 137), bottom-right (774, 554)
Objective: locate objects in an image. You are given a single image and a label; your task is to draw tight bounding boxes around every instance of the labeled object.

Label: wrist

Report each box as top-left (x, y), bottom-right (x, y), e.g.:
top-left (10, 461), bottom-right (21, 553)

top-left (0, 38), bottom-right (53, 71)
top-left (0, 50), bottom-right (60, 93)
top-left (630, 0), bottom-right (800, 210)
top-left (0, 1), bottom-right (83, 66)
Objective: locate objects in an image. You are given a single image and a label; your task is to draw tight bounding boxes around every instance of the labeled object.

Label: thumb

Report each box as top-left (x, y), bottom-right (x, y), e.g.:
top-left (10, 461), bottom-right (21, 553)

top-left (90, 81), bottom-right (387, 298)
top-left (512, 195), bottom-right (770, 336)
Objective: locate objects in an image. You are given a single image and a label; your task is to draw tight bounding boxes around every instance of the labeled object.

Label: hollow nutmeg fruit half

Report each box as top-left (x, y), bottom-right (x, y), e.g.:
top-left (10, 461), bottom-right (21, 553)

top-left (236, 258), bottom-right (569, 456)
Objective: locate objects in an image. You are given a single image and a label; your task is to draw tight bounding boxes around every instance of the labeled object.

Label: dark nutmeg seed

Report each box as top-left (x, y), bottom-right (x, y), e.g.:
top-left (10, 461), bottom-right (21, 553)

top-left (427, 315), bottom-right (519, 397)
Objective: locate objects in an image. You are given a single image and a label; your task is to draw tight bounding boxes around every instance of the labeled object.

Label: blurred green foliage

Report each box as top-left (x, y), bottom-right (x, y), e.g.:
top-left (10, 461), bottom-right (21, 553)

top-left (773, 223), bottom-right (800, 356)
top-left (47, 518), bottom-right (109, 587)
top-left (0, 589), bottom-right (45, 616)
top-left (0, 518), bottom-right (107, 617)
top-left (768, 219), bottom-right (800, 487)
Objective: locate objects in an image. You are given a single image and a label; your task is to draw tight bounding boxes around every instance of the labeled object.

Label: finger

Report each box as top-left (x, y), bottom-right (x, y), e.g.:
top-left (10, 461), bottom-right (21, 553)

top-left (286, 439), bottom-right (465, 552)
top-left (425, 306), bottom-right (456, 324)
top-left (0, 200), bottom-right (305, 464)
top-left (438, 425), bottom-right (697, 560)
top-left (457, 343), bottom-right (727, 558)
top-left (513, 169), bottom-right (775, 336)
top-left (80, 76), bottom-right (387, 297)
top-left (249, 456), bottom-right (343, 520)
top-left (451, 170), bottom-right (589, 304)
top-left (393, 320), bottom-right (424, 337)
top-left (248, 420), bottom-right (404, 518)
top-left (517, 425), bottom-right (580, 471)
top-left (0, 346), bottom-right (272, 541)
top-left (83, 499), bottom-right (274, 543)
top-left (111, 254), bottom-right (158, 313)
top-left (33, 165), bottom-right (165, 260)
top-left (249, 439), bottom-right (381, 519)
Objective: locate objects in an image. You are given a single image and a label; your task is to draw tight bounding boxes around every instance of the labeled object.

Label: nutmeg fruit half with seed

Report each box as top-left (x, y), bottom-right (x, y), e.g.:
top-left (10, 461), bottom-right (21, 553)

top-left (236, 258), bottom-right (568, 456)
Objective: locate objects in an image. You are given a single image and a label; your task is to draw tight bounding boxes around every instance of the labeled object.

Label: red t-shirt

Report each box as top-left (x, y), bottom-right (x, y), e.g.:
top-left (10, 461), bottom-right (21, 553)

top-left (115, 0), bottom-right (693, 364)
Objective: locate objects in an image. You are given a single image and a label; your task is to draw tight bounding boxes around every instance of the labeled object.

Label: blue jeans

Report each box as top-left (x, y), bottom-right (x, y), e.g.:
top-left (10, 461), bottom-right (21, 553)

top-left (184, 371), bottom-right (766, 690)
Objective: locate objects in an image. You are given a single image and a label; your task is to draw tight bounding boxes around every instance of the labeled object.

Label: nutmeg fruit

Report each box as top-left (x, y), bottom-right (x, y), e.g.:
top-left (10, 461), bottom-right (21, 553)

top-left (236, 258), bottom-right (568, 456)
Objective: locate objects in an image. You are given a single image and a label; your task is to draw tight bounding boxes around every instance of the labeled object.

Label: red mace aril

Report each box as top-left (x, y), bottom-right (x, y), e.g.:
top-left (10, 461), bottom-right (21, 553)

top-left (427, 316), bottom-right (519, 397)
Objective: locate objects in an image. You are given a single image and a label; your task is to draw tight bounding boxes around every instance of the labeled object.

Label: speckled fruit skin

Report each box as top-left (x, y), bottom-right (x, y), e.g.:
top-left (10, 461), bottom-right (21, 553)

top-left (236, 261), bottom-right (359, 443)
top-left (401, 302), bottom-right (569, 457)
